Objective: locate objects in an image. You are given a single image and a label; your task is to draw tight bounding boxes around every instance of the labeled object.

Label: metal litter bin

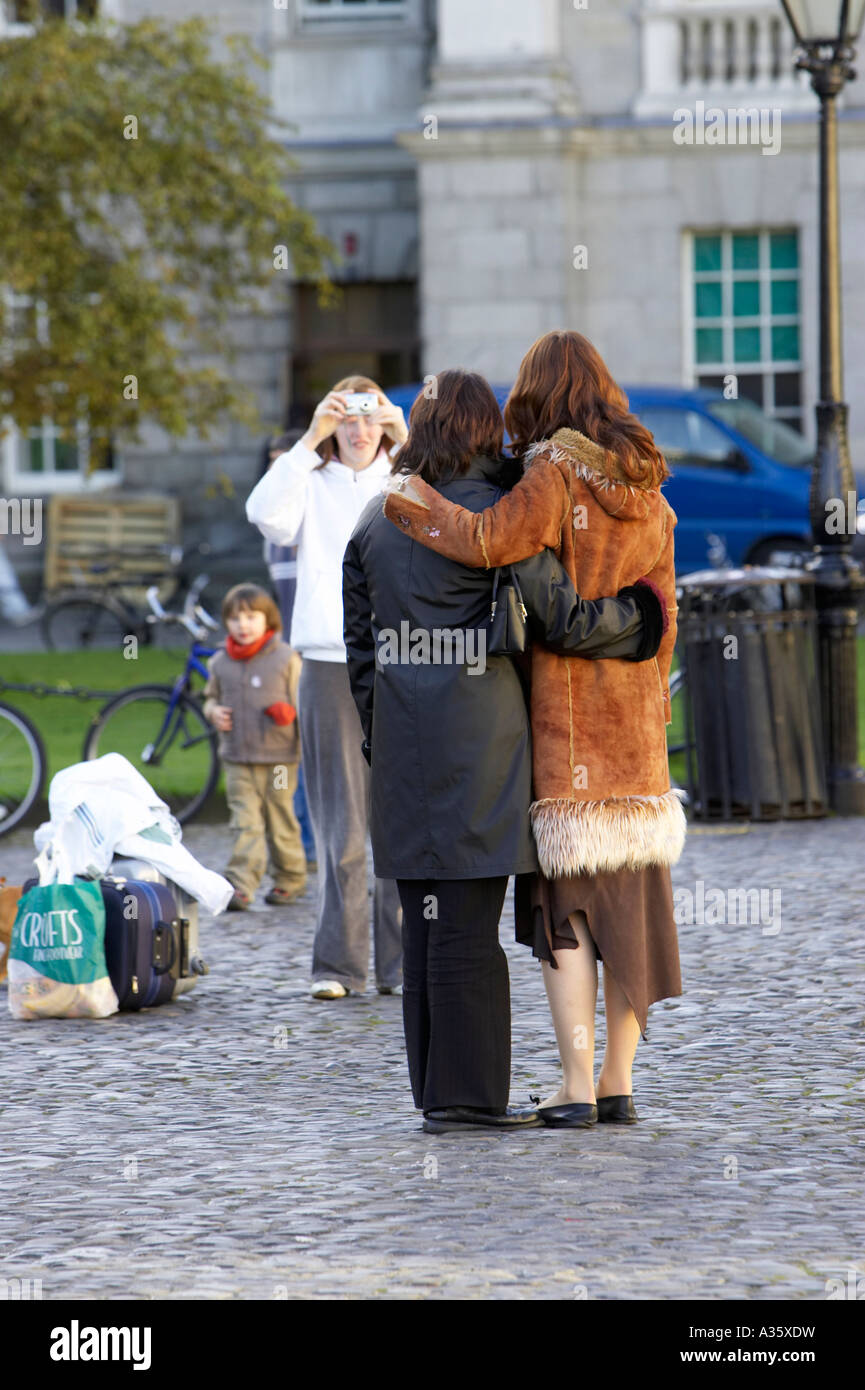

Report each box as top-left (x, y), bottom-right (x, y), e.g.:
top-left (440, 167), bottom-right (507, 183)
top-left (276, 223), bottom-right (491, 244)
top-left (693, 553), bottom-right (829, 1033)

top-left (676, 567), bottom-right (827, 820)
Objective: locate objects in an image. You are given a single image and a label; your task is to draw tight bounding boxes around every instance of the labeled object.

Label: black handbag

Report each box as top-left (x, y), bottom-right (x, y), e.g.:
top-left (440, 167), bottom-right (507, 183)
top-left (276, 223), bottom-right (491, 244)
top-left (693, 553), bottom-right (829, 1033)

top-left (487, 566), bottom-right (528, 656)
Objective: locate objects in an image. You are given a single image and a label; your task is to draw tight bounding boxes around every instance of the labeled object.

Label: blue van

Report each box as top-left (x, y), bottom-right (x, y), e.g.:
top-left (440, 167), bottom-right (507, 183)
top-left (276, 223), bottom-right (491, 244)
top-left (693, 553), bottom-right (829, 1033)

top-left (385, 382), bottom-right (837, 575)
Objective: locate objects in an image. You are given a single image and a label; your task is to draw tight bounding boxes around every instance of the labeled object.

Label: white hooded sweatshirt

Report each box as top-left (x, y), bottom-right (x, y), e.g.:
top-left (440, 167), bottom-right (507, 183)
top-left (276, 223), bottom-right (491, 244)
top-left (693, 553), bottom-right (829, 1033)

top-left (245, 440), bottom-right (393, 662)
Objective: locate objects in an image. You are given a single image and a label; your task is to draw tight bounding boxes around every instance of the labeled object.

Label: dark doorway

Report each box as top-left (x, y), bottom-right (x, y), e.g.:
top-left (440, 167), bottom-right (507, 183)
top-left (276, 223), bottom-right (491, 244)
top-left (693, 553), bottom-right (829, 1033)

top-left (290, 281), bottom-right (419, 427)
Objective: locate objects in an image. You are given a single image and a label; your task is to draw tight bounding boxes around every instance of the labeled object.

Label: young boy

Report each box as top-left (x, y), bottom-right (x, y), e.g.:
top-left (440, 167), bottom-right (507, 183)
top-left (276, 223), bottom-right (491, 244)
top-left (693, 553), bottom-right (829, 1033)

top-left (203, 583), bottom-right (306, 910)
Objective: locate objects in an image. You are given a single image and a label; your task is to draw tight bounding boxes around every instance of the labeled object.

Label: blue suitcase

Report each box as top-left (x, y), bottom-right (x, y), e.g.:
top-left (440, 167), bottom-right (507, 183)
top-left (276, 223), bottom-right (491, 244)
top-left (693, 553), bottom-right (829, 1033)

top-left (108, 857), bottom-right (207, 1000)
top-left (100, 878), bottom-right (181, 1010)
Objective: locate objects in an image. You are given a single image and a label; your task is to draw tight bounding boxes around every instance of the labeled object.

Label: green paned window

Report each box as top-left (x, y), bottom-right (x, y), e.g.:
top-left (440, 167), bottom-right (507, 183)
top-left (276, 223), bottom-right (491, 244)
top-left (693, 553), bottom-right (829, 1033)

top-left (26, 437), bottom-right (45, 472)
top-left (732, 234), bottom-right (760, 270)
top-left (689, 229), bottom-right (802, 432)
top-left (770, 232), bottom-right (798, 269)
top-left (771, 279), bottom-right (799, 315)
top-left (696, 327), bottom-right (723, 363)
top-left (695, 282), bottom-right (723, 318)
top-left (771, 324), bottom-right (800, 360)
top-left (55, 438), bottom-right (79, 471)
top-left (694, 236), bottom-right (722, 273)
top-left (734, 326), bottom-right (762, 362)
top-left (733, 280), bottom-right (760, 316)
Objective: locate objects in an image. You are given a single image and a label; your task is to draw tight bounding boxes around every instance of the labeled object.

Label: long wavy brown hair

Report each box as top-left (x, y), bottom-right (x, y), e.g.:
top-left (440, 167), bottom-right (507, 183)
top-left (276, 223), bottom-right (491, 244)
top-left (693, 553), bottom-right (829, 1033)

top-left (504, 331), bottom-right (669, 486)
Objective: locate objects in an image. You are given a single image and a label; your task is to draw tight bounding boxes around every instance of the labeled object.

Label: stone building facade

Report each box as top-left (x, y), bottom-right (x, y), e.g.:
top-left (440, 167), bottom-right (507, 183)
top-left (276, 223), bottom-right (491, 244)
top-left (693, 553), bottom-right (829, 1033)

top-left (2, 0), bottom-right (864, 587)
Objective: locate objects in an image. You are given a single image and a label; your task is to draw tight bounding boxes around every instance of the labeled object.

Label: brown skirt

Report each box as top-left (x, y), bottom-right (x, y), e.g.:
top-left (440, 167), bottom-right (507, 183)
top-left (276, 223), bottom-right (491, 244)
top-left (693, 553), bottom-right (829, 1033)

top-left (514, 864), bottom-right (682, 1040)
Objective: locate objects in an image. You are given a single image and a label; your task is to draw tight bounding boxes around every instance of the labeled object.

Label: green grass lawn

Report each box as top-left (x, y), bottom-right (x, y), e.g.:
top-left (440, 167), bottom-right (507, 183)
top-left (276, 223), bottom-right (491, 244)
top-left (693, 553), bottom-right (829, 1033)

top-left (1, 648), bottom-right (222, 823)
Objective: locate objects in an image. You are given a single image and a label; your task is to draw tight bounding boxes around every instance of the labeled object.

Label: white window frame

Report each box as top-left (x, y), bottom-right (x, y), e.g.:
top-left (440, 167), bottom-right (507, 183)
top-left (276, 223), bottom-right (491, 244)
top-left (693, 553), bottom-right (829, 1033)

top-left (298, 0), bottom-right (408, 20)
top-left (683, 227), bottom-right (803, 428)
top-left (3, 418), bottom-right (117, 495)
top-left (2, 0), bottom-right (114, 33)
top-left (0, 1), bottom-right (33, 34)
top-left (1, 293), bottom-right (117, 494)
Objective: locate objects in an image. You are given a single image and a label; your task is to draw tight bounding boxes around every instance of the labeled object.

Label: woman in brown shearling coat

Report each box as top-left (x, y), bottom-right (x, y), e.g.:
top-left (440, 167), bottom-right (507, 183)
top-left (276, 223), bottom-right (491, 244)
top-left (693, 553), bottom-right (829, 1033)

top-left (383, 330), bottom-right (686, 1126)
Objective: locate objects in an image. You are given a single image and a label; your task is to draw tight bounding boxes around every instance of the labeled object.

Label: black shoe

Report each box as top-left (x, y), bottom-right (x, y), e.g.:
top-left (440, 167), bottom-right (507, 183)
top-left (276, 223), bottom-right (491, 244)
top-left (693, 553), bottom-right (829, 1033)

top-left (597, 1094), bottom-right (638, 1124)
top-left (538, 1102), bottom-right (598, 1128)
top-left (422, 1105), bottom-right (542, 1134)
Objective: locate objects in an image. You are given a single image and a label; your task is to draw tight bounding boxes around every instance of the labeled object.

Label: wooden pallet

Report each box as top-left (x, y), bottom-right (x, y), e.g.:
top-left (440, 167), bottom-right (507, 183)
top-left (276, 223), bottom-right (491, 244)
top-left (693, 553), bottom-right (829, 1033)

top-left (44, 493), bottom-right (181, 592)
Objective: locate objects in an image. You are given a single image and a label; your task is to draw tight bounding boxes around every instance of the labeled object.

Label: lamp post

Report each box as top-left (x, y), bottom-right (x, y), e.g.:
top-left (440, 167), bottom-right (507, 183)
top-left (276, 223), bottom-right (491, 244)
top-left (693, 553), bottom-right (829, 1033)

top-left (780, 0), bottom-right (865, 813)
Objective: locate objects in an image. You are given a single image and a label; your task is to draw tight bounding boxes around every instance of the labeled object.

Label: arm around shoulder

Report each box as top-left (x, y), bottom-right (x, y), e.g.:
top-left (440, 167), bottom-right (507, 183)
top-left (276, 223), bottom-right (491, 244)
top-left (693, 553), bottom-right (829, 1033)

top-left (384, 455), bottom-right (569, 568)
top-left (516, 548), bottom-right (657, 660)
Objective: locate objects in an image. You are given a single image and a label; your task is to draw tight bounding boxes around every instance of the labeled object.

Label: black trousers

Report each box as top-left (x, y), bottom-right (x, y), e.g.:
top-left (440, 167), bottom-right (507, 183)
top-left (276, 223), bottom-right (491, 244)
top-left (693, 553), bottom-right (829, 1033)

top-left (396, 876), bottom-right (511, 1113)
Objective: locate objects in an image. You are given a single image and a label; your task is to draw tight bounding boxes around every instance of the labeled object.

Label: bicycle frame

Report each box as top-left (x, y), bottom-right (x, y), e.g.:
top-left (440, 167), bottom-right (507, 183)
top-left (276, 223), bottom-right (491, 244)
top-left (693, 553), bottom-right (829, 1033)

top-left (142, 641), bottom-right (216, 767)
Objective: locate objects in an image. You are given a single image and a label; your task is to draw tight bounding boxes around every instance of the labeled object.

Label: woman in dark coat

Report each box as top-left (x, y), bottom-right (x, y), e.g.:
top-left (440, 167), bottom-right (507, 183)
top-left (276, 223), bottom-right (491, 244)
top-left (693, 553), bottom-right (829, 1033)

top-left (342, 370), bottom-right (665, 1133)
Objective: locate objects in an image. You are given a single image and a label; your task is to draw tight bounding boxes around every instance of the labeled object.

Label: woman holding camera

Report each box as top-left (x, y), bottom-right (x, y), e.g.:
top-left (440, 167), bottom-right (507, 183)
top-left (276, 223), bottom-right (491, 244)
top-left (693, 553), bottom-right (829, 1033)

top-left (246, 376), bottom-right (407, 1000)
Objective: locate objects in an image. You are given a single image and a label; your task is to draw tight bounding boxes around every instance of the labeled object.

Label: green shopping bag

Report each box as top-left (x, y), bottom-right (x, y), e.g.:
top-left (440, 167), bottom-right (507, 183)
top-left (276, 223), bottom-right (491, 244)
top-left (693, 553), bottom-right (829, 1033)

top-left (8, 879), bottom-right (118, 1020)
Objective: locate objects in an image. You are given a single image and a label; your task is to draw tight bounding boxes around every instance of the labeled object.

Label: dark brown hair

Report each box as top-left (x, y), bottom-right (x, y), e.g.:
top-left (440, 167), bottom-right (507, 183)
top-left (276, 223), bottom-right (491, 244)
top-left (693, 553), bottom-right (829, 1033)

top-left (391, 370), bottom-right (504, 484)
top-left (222, 583), bottom-right (282, 633)
top-left (504, 331), bottom-right (669, 486)
top-left (315, 375), bottom-right (398, 470)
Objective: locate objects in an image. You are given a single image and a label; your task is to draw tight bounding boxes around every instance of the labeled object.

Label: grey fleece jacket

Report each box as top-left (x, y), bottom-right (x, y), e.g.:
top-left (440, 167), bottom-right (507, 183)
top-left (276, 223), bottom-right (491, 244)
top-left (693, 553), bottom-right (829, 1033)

top-left (203, 637), bottom-right (301, 765)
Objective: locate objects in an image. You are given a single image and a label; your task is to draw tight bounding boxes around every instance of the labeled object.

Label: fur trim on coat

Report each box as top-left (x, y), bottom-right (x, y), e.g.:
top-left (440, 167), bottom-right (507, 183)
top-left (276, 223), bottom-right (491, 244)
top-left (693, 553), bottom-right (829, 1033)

top-left (530, 790), bottom-right (688, 879)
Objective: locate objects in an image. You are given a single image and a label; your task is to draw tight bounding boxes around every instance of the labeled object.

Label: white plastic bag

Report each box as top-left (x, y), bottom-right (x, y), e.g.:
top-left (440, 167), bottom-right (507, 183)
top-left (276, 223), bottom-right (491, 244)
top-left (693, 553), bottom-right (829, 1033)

top-left (113, 829), bottom-right (232, 916)
top-left (33, 754), bottom-right (233, 915)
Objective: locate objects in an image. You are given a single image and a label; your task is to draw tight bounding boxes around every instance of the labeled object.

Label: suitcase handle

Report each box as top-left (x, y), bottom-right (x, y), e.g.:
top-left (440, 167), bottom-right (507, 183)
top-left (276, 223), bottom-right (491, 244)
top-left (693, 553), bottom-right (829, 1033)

top-left (176, 916), bottom-right (190, 977)
top-left (152, 921), bottom-right (177, 975)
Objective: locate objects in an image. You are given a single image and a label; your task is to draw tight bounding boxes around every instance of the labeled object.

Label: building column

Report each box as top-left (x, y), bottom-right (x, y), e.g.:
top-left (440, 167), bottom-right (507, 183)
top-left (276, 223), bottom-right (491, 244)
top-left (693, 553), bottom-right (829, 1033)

top-left (397, 0), bottom-right (578, 382)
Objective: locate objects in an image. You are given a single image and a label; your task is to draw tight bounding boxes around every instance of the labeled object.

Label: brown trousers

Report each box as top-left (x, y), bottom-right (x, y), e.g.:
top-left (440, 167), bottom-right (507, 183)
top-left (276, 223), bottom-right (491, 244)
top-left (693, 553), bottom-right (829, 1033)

top-left (223, 761), bottom-right (307, 899)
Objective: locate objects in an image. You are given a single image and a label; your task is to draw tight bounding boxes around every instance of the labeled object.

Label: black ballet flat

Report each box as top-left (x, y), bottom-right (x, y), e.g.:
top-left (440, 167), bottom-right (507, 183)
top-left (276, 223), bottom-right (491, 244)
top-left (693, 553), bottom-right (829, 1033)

top-left (538, 1102), bottom-right (598, 1129)
top-left (597, 1095), bottom-right (638, 1124)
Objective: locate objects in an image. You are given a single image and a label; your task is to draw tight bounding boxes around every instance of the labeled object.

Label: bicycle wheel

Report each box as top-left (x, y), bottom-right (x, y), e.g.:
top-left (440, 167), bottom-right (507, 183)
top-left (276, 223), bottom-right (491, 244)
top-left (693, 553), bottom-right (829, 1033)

top-left (82, 684), bottom-right (219, 824)
top-left (42, 594), bottom-right (134, 652)
top-left (0, 701), bottom-right (46, 836)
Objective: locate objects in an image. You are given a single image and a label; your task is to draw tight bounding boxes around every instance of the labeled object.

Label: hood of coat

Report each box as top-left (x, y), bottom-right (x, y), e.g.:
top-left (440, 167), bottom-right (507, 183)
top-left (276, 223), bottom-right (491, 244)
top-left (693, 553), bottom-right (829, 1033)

top-left (523, 427), bottom-right (662, 522)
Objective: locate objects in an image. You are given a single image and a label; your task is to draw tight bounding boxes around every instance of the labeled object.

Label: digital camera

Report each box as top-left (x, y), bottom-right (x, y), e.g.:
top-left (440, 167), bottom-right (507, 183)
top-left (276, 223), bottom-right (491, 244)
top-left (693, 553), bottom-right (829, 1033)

top-left (343, 391), bottom-right (379, 416)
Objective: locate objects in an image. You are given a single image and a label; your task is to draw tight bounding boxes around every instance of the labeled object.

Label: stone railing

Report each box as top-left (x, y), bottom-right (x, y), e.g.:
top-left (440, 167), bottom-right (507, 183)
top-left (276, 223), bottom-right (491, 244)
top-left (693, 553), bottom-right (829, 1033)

top-left (634, 0), bottom-right (816, 117)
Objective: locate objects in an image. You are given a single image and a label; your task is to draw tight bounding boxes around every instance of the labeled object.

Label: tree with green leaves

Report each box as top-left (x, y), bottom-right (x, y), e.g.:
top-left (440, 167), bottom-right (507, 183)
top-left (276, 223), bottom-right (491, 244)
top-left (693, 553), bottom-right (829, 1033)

top-left (0, 13), bottom-right (334, 461)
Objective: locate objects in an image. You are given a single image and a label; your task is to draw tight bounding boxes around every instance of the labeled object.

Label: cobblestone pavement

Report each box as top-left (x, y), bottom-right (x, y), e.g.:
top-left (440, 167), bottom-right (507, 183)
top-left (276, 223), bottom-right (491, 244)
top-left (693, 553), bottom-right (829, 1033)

top-left (1, 816), bottom-right (863, 1301)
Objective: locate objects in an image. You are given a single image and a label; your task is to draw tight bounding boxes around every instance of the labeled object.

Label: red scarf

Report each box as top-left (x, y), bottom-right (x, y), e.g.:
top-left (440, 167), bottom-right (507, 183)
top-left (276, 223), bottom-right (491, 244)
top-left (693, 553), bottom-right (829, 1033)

top-left (225, 629), bottom-right (277, 662)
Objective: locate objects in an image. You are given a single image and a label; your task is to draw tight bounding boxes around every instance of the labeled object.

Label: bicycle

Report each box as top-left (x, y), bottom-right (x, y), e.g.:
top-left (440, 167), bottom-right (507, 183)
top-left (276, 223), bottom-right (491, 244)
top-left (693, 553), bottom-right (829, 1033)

top-left (40, 545), bottom-right (217, 652)
top-left (0, 699), bottom-right (46, 836)
top-left (81, 579), bottom-right (222, 824)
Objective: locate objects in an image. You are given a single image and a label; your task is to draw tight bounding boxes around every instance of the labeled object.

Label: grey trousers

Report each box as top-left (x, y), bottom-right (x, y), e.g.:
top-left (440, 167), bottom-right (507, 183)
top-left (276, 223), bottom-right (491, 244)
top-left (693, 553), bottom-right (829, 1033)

top-left (298, 659), bottom-right (403, 992)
